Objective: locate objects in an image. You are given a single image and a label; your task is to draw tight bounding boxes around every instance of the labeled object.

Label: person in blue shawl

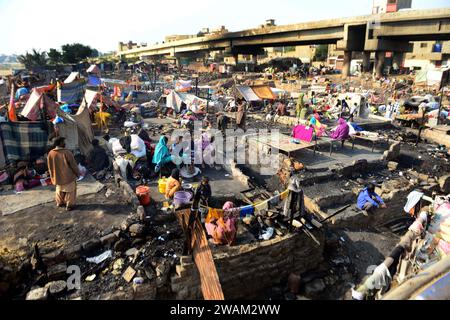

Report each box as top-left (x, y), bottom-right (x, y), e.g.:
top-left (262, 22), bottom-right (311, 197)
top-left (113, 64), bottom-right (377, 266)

top-left (152, 136), bottom-right (173, 173)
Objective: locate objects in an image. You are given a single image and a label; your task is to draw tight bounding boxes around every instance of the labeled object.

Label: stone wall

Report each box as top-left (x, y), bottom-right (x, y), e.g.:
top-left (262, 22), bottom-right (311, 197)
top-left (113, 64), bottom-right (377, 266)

top-left (170, 231), bottom-right (325, 300)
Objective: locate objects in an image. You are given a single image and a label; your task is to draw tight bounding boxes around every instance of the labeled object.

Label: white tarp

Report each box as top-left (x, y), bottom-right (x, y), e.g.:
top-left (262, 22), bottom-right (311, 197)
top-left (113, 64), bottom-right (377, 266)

top-left (83, 89), bottom-right (99, 109)
top-left (166, 91), bottom-right (183, 112)
top-left (236, 85), bottom-right (260, 102)
top-left (87, 65), bottom-right (100, 74)
top-left (166, 90), bottom-right (207, 113)
top-left (64, 72), bottom-right (80, 84)
top-left (21, 90), bottom-right (42, 120)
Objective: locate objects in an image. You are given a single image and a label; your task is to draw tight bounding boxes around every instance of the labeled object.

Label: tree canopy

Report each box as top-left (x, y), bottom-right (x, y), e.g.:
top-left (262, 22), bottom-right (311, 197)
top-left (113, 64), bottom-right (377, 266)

top-left (19, 43), bottom-right (100, 69)
top-left (17, 49), bottom-right (48, 69)
top-left (61, 43), bottom-right (98, 64)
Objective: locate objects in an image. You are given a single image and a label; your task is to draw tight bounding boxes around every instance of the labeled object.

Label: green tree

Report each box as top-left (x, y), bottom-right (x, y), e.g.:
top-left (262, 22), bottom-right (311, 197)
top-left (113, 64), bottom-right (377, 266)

top-left (48, 48), bottom-right (62, 65)
top-left (61, 43), bottom-right (97, 64)
top-left (18, 49), bottom-right (48, 69)
top-left (314, 45), bottom-right (329, 62)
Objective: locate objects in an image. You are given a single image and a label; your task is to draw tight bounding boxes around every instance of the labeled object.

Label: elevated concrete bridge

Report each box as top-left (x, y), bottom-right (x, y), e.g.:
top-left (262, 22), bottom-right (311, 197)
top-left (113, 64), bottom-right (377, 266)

top-left (117, 8), bottom-right (450, 77)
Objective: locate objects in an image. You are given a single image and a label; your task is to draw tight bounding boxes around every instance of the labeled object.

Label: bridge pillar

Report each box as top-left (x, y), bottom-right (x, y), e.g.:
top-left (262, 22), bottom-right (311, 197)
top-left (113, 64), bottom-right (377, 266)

top-left (342, 51), bottom-right (352, 78)
top-left (362, 52), bottom-right (371, 73)
top-left (252, 54), bottom-right (258, 65)
top-left (374, 51), bottom-right (386, 79)
top-left (233, 54), bottom-right (239, 66)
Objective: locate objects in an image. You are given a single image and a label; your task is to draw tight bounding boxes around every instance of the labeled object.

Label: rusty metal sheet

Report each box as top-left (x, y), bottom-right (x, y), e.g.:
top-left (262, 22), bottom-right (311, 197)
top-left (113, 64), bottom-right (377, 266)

top-left (176, 209), bottom-right (224, 300)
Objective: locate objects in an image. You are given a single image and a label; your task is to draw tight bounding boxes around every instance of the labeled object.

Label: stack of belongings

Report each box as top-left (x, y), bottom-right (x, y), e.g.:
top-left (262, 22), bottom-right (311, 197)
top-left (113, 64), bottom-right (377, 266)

top-left (110, 134), bottom-right (149, 181)
top-left (352, 193), bottom-right (450, 300)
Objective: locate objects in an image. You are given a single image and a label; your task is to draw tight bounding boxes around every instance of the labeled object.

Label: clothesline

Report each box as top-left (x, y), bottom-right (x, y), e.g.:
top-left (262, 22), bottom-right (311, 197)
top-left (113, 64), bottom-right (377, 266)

top-left (198, 189), bottom-right (290, 218)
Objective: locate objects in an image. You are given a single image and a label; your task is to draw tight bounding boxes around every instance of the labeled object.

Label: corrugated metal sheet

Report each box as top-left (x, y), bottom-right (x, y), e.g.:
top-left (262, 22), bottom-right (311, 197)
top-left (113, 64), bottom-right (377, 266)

top-left (176, 209), bottom-right (225, 300)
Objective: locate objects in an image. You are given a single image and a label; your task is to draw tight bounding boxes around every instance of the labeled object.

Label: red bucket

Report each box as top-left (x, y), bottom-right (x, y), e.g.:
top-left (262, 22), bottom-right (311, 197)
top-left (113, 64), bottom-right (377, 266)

top-left (136, 185), bottom-right (151, 206)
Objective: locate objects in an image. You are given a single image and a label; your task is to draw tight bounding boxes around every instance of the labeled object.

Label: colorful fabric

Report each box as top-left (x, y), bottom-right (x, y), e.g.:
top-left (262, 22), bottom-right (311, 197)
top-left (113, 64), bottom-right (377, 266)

top-left (292, 125), bottom-right (314, 142)
top-left (280, 190), bottom-right (289, 201)
top-left (254, 201), bottom-right (269, 212)
top-left (206, 208), bottom-right (224, 223)
top-left (240, 205), bottom-right (255, 217)
top-left (57, 80), bottom-right (86, 104)
top-left (329, 118), bottom-right (350, 140)
top-left (152, 136), bottom-right (172, 168)
top-left (357, 188), bottom-right (385, 210)
top-left (0, 122), bottom-right (48, 162)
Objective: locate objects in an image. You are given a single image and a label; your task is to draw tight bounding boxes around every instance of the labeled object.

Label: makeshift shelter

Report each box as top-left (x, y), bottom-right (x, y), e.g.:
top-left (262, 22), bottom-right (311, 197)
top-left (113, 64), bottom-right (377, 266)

top-left (64, 72), bottom-right (80, 84)
top-left (21, 89), bottom-right (58, 121)
top-left (55, 109), bottom-right (79, 152)
top-left (87, 65), bottom-right (101, 75)
top-left (166, 90), bottom-right (207, 113)
top-left (415, 67), bottom-right (450, 88)
top-left (0, 121), bottom-right (49, 163)
top-left (71, 104), bottom-right (94, 155)
top-left (235, 85), bottom-right (277, 102)
top-left (57, 80), bottom-right (86, 104)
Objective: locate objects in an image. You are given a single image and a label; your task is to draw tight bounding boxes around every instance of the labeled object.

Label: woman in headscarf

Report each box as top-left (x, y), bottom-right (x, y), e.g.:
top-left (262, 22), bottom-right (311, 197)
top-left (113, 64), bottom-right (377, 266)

top-left (152, 136), bottom-right (173, 173)
top-left (329, 118), bottom-right (350, 140)
top-left (309, 114), bottom-right (326, 137)
top-left (165, 168), bottom-right (181, 199)
top-left (205, 201), bottom-right (238, 245)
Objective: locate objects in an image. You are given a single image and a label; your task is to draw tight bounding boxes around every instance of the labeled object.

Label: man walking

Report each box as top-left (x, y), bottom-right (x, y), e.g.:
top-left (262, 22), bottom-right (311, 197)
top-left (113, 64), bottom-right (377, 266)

top-left (47, 137), bottom-right (80, 211)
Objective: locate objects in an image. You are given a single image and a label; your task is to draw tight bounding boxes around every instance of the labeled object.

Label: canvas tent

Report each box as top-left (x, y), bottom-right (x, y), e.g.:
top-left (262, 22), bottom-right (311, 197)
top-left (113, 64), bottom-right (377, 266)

top-left (55, 109), bottom-right (79, 152)
top-left (235, 85), bottom-right (277, 102)
top-left (21, 89), bottom-right (58, 121)
top-left (64, 72), bottom-right (80, 84)
top-left (166, 90), bottom-right (207, 113)
top-left (58, 80), bottom-right (86, 104)
top-left (415, 67), bottom-right (450, 88)
top-left (87, 65), bottom-right (101, 75)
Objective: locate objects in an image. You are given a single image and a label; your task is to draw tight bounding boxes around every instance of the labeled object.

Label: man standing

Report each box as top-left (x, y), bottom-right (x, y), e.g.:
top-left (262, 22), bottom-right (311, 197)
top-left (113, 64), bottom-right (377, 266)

top-left (47, 137), bottom-right (80, 211)
top-left (235, 100), bottom-right (246, 130)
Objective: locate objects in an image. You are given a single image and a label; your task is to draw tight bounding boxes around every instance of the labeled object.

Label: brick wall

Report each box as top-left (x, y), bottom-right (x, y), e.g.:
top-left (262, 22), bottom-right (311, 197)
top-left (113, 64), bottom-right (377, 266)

top-left (170, 231), bottom-right (325, 299)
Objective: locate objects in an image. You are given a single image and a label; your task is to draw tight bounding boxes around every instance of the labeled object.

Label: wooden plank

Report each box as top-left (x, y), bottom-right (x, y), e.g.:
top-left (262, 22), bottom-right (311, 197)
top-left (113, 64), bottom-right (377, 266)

top-left (176, 209), bottom-right (225, 300)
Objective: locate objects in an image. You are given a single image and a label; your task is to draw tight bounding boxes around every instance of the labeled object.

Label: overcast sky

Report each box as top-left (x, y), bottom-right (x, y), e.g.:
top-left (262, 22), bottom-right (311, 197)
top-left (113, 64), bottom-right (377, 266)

top-left (0, 0), bottom-right (448, 55)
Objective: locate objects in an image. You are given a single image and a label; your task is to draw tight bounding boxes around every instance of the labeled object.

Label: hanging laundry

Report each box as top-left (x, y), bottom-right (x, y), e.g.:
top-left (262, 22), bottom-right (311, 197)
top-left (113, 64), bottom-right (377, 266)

top-left (280, 190), bottom-right (290, 201)
top-left (269, 194), bottom-right (280, 208)
top-left (240, 205), bottom-right (255, 218)
top-left (254, 201), bottom-right (269, 212)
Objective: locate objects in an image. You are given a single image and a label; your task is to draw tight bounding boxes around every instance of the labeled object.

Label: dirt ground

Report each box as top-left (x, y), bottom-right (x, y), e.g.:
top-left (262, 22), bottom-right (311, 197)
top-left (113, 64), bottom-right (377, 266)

top-left (0, 182), bottom-right (130, 266)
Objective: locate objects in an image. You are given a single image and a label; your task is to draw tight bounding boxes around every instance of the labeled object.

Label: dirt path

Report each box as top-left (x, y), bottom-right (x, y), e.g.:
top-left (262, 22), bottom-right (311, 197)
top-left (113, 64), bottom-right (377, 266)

top-left (0, 183), bottom-right (130, 264)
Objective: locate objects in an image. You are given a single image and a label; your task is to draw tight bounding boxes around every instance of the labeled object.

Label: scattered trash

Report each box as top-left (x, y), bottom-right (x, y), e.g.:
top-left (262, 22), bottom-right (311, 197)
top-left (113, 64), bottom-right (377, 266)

top-left (123, 266), bottom-right (137, 283)
top-left (259, 227), bottom-right (275, 241)
top-left (86, 250), bottom-right (112, 264)
top-left (85, 274), bottom-right (96, 282)
top-left (133, 277), bottom-right (144, 285)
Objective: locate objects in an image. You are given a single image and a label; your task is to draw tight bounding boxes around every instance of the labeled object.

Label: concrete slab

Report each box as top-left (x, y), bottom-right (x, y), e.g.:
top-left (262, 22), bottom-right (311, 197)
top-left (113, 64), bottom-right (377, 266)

top-left (1, 175), bottom-right (104, 216)
top-left (291, 143), bottom-right (384, 170)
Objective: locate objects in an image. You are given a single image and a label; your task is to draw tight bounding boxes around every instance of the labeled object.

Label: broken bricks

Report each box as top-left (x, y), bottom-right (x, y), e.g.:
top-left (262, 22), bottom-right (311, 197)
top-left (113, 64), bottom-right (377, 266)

top-left (122, 266), bottom-right (137, 283)
top-left (45, 280), bottom-right (67, 295)
top-left (26, 287), bottom-right (48, 300)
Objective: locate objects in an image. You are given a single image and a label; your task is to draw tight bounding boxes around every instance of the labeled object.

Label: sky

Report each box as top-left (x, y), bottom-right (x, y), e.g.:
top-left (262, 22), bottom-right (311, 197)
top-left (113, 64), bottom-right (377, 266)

top-left (0, 0), bottom-right (448, 55)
